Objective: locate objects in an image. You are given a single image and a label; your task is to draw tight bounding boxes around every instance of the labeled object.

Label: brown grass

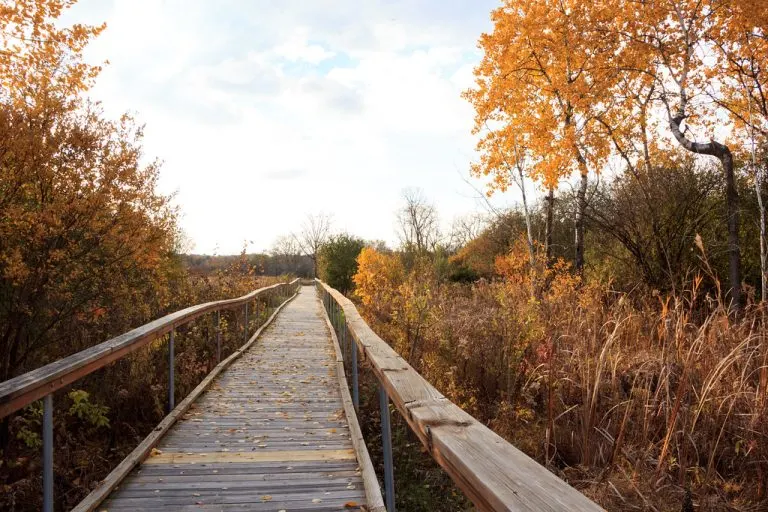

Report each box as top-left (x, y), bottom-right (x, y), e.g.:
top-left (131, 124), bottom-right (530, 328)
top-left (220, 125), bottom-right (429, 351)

top-left (354, 247), bottom-right (768, 511)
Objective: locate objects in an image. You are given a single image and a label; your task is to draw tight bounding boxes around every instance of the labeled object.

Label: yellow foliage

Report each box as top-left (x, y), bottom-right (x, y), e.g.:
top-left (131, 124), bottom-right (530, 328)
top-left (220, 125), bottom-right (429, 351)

top-left (353, 247), bottom-right (404, 309)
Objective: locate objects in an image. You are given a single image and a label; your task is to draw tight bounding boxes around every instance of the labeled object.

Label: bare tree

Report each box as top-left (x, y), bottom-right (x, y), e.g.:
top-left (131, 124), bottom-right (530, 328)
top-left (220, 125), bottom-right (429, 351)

top-left (294, 213), bottom-right (332, 277)
top-left (270, 235), bottom-right (303, 274)
top-left (396, 189), bottom-right (440, 253)
top-left (448, 213), bottom-right (487, 251)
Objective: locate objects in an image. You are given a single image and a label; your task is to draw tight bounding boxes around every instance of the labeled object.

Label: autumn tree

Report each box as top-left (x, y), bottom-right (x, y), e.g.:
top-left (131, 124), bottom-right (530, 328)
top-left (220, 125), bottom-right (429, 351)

top-left (606, 0), bottom-right (766, 310)
top-left (0, 0), bottom-right (104, 109)
top-left (0, 0), bottom-right (178, 390)
top-left (710, 0), bottom-right (768, 299)
top-left (465, 0), bottom-right (618, 272)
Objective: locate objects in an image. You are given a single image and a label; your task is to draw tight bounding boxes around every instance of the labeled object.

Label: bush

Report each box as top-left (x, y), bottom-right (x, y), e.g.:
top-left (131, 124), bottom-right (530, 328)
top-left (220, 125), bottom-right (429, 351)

top-left (317, 234), bottom-right (365, 294)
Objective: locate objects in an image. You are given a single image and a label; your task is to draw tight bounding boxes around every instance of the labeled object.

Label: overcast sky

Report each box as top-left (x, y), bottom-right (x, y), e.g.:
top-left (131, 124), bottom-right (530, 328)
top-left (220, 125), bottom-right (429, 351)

top-left (61, 0), bottom-right (524, 254)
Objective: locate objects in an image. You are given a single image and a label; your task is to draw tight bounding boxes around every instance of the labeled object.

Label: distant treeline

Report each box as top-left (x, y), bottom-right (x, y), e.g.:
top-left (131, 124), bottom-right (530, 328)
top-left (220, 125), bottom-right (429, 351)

top-left (182, 252), bottom-right (314, 277)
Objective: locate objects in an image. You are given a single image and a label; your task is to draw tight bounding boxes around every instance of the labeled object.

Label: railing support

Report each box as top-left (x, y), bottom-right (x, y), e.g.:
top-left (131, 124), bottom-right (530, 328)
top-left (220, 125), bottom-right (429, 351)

top-left (168, 329), bottom-right (175, 412)
top-left (42, 394), bottom-right (53, 512)
top-left (351, 329), bottom-right (359, 411)
top-left (216, 310), bottom-right (221, 363)
top-left (343, 321), bottom-right (348, 364)
top-left (244, 302), bottom-right (249, 342)
top-left (379, 385), bottom-right (395, 512)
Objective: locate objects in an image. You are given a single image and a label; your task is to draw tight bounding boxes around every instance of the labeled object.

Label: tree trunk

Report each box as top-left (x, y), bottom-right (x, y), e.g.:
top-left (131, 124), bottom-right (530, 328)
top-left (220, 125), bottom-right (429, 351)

top-left (670, 113), bottom-right (742, 312)
top-left (575, 172), bottom-right (588, 272)
top-left (723, 151), bottom-right (743, 311)
top-left (545, 186), bottom-right (555, 265)
top-left (757, 165), bottom-right (767, 301)
top-left (517, 166), bottom-right (535, 266)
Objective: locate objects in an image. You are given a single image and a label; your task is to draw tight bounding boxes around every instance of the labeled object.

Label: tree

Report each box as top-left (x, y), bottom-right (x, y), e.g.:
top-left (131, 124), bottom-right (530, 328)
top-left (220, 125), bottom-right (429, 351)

top-left (396, 188), bottom-right (440, 254)
top-left (609, 0), bottom-right (757, 311)
top-left (464, 0), bottom-right (617, 272)
top-left (0, 0), bottom-right (105, 110)
top-left (0, 1), bottom-right (178, 388)
top-left (586, 160), bottom-right (722, 290)
top-left (317, 234), bottom-right (365, 294)
top-left (710, 1), bottom-right (768, 299)
top-left (295, 213), bottom-right (332, 277)
top-left (270, 235), bottom-right (304, 275)
top-left (448, 213), bottom-right (487, 252)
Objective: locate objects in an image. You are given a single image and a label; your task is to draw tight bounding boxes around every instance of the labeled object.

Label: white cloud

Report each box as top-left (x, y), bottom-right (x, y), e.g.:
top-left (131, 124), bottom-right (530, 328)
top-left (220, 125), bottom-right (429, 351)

top-left (61, 0), bottom-right (516, 254)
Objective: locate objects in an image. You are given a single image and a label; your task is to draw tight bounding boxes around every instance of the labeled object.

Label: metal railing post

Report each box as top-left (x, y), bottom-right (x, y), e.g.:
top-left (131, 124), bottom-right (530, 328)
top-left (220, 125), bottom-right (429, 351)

top-left (351, 329), bottom-right (359, 411)
top-left (168, 329), bottom-right (175, 412)
top-left (216, 310), bottom-right (221, 363)
top-left (379, 385), bottom-right (395, 512)
top-left (343, 320), bottom-right (348, 363)
top-left (244, 302), bottom-right (249, 342)
top-left (42, 394), bottom-right (53, 512)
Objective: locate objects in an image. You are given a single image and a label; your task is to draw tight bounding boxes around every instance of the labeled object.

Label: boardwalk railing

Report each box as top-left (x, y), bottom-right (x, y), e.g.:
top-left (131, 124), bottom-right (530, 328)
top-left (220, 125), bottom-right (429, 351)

top-left (317, 279), bottom-right (603, 512)
top-left (0, 278), bottom-right (300, 512)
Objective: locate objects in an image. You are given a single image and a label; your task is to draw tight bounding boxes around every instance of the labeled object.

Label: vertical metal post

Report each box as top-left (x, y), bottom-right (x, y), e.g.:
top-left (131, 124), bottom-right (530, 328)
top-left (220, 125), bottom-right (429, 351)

top-left (344, 321), bottom-right (349, 364)
top-left (244, 302), bottom-right (249, 343)
top-left (379, 385), bottom-right (395, 512)
top-left (216, 310), bottom-right (221, 363)
top-left (168, 329), bottom-right (175, 412)
top-left (42, 394), bottom-right (53, 512)
top-left (351, 331), bottom-right (359, 410)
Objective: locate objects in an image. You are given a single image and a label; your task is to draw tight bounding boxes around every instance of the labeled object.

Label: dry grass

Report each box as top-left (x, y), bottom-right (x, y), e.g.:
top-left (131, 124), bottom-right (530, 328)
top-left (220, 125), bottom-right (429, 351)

top-left (354, 248), bottom-right (768, 511)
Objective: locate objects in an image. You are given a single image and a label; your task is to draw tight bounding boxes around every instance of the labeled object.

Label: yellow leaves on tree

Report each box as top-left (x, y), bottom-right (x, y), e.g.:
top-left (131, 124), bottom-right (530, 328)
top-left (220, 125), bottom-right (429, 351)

top-left (353, 247), bottom-right (404, 311)
top-left (0, 0), bottom-right (105, 109)
top-left (464, 0), bottom-right (616, 191)
top-left (354, 248), bottom-right (438, 366)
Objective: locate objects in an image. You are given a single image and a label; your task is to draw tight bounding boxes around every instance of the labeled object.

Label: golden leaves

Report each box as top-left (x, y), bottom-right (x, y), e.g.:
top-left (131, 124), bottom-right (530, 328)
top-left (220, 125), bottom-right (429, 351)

top-left (465, 0), bottom-right (617, 193)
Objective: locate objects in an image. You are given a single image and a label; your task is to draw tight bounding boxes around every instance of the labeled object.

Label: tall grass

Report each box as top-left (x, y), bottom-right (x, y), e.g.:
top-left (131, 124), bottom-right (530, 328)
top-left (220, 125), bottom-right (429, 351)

top-left (354, 246), bottom-right (768, 510)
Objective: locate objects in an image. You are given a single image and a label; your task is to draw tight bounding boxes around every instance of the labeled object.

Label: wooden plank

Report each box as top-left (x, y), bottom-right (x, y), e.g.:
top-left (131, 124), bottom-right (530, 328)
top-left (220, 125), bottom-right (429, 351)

top-left (71, 288), bottom-right (300, 512)
top-left (142, 449), bottom-right (357, 465)
top-left (317, 280), bottom-right (603, 512)
top-left (0, 279), bottom-right (300, 418)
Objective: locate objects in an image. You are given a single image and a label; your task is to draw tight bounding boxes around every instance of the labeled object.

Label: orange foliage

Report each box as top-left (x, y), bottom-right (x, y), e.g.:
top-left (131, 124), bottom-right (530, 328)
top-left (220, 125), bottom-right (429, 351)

top-left (464, 0), bottom-right (616, 192)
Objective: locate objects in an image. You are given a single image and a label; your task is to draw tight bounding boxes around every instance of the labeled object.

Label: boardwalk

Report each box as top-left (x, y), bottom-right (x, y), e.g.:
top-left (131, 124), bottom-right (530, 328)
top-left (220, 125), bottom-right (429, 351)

top-left (101, 286), bottom-right (369, 511)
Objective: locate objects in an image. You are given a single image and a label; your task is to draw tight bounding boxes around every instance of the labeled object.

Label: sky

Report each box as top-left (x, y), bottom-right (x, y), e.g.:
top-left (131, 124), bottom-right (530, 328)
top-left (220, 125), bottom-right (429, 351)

top-left (60, 0), bottom-right (522, 255)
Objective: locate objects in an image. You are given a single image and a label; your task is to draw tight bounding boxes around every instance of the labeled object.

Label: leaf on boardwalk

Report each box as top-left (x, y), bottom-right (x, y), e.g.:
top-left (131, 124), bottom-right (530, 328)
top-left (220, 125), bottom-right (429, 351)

top-left (149, 448), bottom-right (163, 457)
top-left (261, 495), bottom-right (272, 502)
top-left (344, 502), bottom-right (359, 508)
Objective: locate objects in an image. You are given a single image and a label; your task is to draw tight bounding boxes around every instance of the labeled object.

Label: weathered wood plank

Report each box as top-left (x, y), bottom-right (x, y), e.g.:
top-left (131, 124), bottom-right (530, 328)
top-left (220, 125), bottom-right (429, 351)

top-left (317, 280), bottom-right (603, 512)
top-left (142, 449), bottom-right (357, 465)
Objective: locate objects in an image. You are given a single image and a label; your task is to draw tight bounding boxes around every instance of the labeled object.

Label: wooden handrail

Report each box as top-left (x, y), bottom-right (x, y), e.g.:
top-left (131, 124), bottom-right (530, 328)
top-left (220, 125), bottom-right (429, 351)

top-left (316, 280), bottom-right (603, 512)
top-left (0, 279), bottom-right (300, 418)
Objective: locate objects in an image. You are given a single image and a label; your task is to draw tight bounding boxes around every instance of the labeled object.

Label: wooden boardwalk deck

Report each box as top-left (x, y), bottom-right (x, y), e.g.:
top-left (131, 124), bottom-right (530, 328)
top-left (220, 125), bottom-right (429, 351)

top-left (101, 286), bottom-right (370, 511)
